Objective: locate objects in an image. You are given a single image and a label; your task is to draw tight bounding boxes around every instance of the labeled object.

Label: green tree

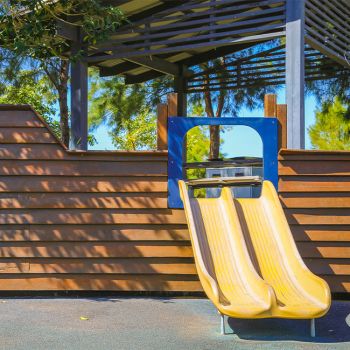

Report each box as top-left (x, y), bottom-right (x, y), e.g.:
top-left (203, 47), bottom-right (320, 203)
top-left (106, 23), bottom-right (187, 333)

top-left (0, 0), bottom-right (124, 146)
top-left (112, 111), bottom-right (157, 151)
top-left (186, 126), bottom-right (210, 179)
top-left (89, 71), bottom-right (157, 150)
top-left (309, 97), bottom-right (350, 150)
top-left (0, 70), bottom-right (61, 137)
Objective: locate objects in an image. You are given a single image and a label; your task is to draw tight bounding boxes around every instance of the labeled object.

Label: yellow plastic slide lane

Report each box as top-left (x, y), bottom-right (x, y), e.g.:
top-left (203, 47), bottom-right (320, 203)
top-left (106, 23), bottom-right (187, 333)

top-left (179, 180), bottom-right (276, 319)
top-left (232, 181), bottom-right (331, 319)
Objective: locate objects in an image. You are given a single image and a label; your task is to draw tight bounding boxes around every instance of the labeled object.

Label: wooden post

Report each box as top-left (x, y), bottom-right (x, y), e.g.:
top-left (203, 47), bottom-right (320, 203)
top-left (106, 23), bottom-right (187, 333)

top-left (167, 93), bottom-right (178, 117)
top-left (286, 0), bottom-right (305, 149)
top-left (157, 103), bottom-right (168, 150)
top-left (277, 104), bottom-right (287, 149)
top-left (264, 94), bottom-right (277, 117)
top-left (264, 94), bottom-right (287, 150)
top-left (70, 29), bottom-right (88, 150)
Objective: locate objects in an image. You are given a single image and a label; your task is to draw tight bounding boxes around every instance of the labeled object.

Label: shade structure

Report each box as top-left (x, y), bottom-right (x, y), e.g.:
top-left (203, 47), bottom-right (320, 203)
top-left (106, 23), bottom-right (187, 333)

top-left (8, 1), bottom-right (349, 149)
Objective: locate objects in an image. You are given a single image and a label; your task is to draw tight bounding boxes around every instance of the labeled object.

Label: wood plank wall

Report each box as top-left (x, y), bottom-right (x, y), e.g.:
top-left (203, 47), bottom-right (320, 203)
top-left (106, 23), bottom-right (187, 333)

top-left (0, 106), bottom-right (199, 292)
top-left (279, 149), bottom-right (350, 294)
top-left (0, 106), bottom-right (349, 295)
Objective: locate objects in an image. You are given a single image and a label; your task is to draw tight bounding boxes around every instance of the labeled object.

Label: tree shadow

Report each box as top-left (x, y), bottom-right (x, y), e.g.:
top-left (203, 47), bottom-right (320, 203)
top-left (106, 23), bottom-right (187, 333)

top-left (0, 107), bottom-right (199, 294)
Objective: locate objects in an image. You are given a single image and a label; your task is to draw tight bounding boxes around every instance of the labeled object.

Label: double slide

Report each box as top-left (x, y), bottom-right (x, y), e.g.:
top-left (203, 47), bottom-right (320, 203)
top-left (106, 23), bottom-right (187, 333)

top-left (179, 179), bottom-right (330, 321)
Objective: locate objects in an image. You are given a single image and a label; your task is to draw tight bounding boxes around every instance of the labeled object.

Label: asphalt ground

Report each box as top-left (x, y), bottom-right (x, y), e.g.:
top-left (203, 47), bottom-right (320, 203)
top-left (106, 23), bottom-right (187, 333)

top-left (0, 297), bottom-right (348, 350)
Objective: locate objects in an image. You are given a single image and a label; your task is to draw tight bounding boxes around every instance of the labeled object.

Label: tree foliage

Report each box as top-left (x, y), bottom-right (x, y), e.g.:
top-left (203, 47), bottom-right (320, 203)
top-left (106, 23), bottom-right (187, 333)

top-left (0, 0), bottom-right (125, 59)
top-left (307, 64), bottom-right (350, 118)
top-left (186, 126), bottom-right (210, 180)
top-left (309, 97), bottom-right (350, 150)
top-left (0, 70), bottom-right (61, 137)
top-left (0, 0), bottom-right (125, 146)
top-left (112, 111), bottom-right (157, 151)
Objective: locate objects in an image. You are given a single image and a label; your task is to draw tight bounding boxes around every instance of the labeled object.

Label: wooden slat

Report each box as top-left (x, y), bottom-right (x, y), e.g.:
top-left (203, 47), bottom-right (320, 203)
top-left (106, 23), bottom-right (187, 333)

top-left (286, 208), bottom-right (350, 225)
top-left (296, 242), bottom-right (350, 258)
top-left (0, 192), bottom-right (168, 209)
top-left (0, 144), bottom-right (167, 161)
top-left (0, 224), bottom-right (189, 241)
top-left (0, 258), bottom-right (196, 274)
top-left (0, 176), bottom-right (167, 193)
top-left (0, 111), bottom-right (46, 127)
top-left (279, 152), bottom-right (350, 161)
top-left (280, 193), bottom-right (350, 208)
top-left (279, 149), bottom-right (350, 161)
top-left (279, 176), bottom-right (350, 192)
top-left (291, 225), bottom-right (350, 242)
top-left (0, 160), bottom-right (167, 176)
top-left (0, 128), bottom-right (58, 144)
top-left (0, 209), bottom-right (187, 225)
top-left (0, 242), bottom-right (193, 258)
top-left (304, 259), bottom-right (350, 275)
top-left (322, 276), bottom-right (350, 293)
top-left (279, 160), bottom-right (350, 176)
top-left (0, 275), bottom-right (202, 292)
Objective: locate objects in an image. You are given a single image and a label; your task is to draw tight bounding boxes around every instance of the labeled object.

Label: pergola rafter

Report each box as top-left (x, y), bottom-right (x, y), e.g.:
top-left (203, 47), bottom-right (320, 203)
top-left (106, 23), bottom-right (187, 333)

top-left (186, 45), bottom-right (348, 92)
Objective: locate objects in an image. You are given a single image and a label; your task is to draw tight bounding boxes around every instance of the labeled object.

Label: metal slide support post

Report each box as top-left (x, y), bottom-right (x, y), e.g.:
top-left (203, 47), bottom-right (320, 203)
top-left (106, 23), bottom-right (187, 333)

top-left (310, 318), bottom-right (315, 337)
top-left (286, 0), bottom-right (305, 149)
top-left (220, 313), bottom-right (225, 335)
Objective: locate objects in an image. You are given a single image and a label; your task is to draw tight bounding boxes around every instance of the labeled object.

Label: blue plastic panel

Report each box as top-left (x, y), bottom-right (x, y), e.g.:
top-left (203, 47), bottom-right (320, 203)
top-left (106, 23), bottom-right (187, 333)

top-left (168, 117), bottom-right (278, 208)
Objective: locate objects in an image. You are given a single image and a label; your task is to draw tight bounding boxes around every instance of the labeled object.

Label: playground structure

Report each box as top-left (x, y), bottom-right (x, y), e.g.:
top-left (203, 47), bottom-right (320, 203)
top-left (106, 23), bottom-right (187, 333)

top-left (0, 0), bottom-right (350, 338)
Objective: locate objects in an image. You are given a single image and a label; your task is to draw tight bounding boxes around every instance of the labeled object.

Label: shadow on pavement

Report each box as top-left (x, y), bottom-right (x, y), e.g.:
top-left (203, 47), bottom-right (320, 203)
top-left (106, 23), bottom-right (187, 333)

top-left (227, 301), bottom-right (350, 343)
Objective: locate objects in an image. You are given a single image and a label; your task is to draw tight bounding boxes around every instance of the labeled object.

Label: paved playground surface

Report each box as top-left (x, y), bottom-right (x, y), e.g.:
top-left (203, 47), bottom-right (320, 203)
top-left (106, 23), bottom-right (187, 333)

top-left (0, 297), bottom-right (348, 350)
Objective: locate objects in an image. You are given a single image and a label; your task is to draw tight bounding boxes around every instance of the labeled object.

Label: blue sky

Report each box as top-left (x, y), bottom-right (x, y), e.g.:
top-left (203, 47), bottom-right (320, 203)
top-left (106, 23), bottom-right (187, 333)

top-left (89, 89), bottom-right (318, 157)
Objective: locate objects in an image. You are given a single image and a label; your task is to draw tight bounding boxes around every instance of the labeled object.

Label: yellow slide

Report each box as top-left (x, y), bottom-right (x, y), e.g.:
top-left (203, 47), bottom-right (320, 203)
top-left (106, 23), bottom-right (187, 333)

top-left (179, 179), bottom-right (330, 321)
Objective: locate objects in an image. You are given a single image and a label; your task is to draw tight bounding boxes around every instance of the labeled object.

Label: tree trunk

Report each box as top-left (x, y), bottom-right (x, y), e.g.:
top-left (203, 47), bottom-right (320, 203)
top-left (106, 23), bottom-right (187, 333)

top-left (203, 78), bottom-right (220, 160)
top-left (203, 83), bottom-right (225, 160)
top-left (203, 59), bottom-right (227, 160)
top-left (58, 61), bottom-right (70, 147)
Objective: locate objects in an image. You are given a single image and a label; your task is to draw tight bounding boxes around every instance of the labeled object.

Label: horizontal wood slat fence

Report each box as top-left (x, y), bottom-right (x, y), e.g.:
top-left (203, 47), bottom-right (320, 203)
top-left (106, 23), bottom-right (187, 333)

top-left (279, 149), bottom-right (350, 294)
top-left (0, 106), bottom-right (349, 294)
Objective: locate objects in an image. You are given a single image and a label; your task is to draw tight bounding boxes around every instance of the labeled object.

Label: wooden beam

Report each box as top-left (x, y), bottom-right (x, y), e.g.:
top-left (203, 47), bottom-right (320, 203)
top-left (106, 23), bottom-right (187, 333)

top-left (56, 20), bottom-right (78, 41)
top-left (286, 0), bottom-right (305, 149)
top-left (87, 31), bottom-right (285, 63)
top-left (99, 62), bottom-right (139, 77)
top-left (124, 71), bottom-right (164, 85)
top-left (70, 29), bottom-right (88, 151)
top-left (125, 56), bottom-right (192, 77)
top-left (123, 43), bottom-right (256, 83)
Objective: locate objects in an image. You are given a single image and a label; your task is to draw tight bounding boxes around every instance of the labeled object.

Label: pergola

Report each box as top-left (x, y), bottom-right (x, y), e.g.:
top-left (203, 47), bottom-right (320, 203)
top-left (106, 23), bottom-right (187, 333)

top-left (57, 0), bottom-right (350, 150)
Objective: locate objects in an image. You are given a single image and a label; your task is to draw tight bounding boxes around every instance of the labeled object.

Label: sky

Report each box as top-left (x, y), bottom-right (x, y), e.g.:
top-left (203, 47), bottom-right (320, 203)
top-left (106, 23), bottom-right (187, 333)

top-left (89, 88), bottom-right (318, 158)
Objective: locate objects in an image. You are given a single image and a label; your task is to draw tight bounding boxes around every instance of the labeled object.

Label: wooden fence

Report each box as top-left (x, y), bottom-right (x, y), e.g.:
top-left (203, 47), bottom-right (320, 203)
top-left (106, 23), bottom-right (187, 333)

top-left (0, 106), bottom-right (198, 292)
top-left (0, 105), bottom-right (349, 294)
top-left (279, 149), bottom-right (350, 294)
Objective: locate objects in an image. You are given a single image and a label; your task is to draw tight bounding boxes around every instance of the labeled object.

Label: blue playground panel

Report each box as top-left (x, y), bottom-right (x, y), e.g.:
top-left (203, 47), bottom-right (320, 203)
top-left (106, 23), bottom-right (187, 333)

top-left (168, 117), bottom-right (278, 208)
